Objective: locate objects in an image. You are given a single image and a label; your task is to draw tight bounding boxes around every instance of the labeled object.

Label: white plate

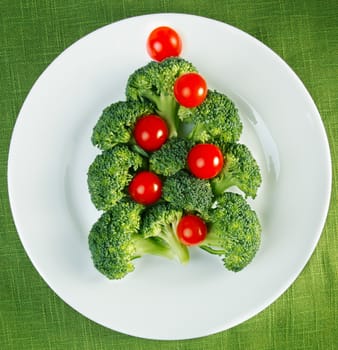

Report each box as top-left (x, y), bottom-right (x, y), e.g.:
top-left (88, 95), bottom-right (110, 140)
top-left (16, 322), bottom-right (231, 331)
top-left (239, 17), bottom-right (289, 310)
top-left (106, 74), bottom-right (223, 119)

top-left (8, 14), bottom-right (331, 340)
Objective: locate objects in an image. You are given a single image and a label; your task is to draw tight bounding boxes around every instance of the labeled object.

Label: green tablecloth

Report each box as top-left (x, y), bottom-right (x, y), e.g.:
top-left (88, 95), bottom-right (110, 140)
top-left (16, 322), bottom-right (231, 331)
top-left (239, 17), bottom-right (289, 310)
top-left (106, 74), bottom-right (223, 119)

top-left (1, 1), bottom-right (337, 349)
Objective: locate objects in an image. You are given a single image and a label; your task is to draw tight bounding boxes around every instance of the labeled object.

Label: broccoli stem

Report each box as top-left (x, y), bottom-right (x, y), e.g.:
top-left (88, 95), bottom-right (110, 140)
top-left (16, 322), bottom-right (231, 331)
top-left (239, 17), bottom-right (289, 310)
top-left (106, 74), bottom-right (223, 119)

top-left (133, 235), bottom-right (176, 260)
top-left (130, 143), bottom-right (150, 158)
top-left (199, 230), bottom-right (225, 255)
top-left (211, 175), bottom-right (236, 196)
top-left (142, 91), bottom-right (180, 138)
top-left (199, 245), bottom-right (225, 255)
top-left (161, 222), bottom-right (190, 264)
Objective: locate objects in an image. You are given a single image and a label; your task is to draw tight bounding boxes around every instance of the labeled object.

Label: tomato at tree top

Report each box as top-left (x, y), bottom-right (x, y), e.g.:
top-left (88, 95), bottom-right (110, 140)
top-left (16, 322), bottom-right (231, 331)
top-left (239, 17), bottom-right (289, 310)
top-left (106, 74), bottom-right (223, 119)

top-left (174, 72), bottom-right (208, 108)
top-left (146, 26), bottom-right (182, 62)
top-left (187, 143), bottom-right (224, 179)
top-left (133, 115), bottom-right (168, 151)
top-left (128, 171), bottom-right (162, 205)
top-left (177, 214), bottom-right (207, 246)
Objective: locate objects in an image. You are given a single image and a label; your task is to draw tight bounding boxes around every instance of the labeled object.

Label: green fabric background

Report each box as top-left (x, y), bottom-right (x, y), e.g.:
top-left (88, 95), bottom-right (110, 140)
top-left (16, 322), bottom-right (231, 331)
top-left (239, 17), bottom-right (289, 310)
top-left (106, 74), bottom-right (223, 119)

top-left (1, 0), bottom-right (337, 349)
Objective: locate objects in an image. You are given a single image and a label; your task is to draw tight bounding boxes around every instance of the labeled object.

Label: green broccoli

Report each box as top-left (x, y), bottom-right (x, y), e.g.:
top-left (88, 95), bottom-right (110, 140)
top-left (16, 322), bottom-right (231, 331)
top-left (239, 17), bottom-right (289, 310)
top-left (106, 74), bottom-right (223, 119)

top-left (149, 137), bottom-right (193, 176)
top-left (88, 199), bottom-right (175, 280)
top-left (162, 170), bottom-right (214, 216)
top-left (199, 192), bottom-right (261, 272)
top-left (91, 100), bottom-right (155, 151)
top-left (178, 90), bottom-right (243, 143)
top-left (126, 57), bottom-right (197, 137)
top-left (87, 144), bottom-right (145, 210)
top-left (211, 142), bottom-right (262, 199)
top-left (140, 202), bottom-right (189, 264)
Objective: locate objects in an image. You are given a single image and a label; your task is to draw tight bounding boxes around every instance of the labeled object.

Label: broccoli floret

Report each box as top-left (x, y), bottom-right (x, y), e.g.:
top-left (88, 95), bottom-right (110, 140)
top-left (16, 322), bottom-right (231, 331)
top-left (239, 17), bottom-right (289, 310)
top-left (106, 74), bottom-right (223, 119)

top-left (178, 90), bottom-right (243, 143)
top-left (140, 202), bottom-right (189, 264)
top-left (88, 199), bottom-right (175, 279)
top-left (211, 142), bottom-right (262, 199)
top-left (200, 192), bottom-right (261, 272)
top-left (91, 100), bottom-right (155, 151)
top-left (162, 170), bottom-right (214, 216)
top-left (126, 57), bottom-right (198, 137)
top-left (87, 144), bottom-right (145, 210)
top-left (149, 137), bottom-right (193, 176)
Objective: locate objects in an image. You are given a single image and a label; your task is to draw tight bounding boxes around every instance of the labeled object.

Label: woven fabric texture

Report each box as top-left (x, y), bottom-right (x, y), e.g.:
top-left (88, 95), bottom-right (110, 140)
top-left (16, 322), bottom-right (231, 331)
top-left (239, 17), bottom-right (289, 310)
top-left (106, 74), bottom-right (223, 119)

top-left (1, 1), bottom-right (337, 349)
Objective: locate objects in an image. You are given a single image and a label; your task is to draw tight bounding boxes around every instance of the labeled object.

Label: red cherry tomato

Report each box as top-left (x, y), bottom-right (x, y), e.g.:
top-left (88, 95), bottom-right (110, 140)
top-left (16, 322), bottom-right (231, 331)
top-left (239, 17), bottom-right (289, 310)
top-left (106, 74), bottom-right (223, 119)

top-left (133, 115), bottom-right (168, 151)
top-left (129, 171), bottom-right (162, 205)
top-left (147, 26), bottom-right (182, 62)
top-left (187, 144), bottom-right (224, 179)
top-left (177, 215), bottom-right (207, 246)
top-left (174, 73), bottom-right (207, 108)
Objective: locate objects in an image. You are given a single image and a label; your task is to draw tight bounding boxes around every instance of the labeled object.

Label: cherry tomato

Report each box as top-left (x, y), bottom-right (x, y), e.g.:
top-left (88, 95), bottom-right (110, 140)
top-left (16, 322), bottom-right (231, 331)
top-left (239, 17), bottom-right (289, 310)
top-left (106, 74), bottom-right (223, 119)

top-left (129, 171), bottom-right (162, 205)
top-left (174, 73), bottom-right (208, 108)
top-left (147, 26), bottom-right (182, 62)
top-left (133, 115), bottom-right (168, 151)
top-left (177, 215), bottom-right (207, 246)
top-left (187, 144), bottom-right (224, 179)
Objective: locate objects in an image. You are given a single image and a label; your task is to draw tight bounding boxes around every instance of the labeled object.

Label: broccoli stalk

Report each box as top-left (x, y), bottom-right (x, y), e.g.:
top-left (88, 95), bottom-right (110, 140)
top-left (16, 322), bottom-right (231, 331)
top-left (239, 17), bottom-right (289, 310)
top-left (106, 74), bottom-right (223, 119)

top-left (211, 142), bottom-right (262, 199)
top-left (131, 235), bottom-right (176, 260)
top-left (126, 57), bottom-right (198, 138)
top-left (199, 192), bottom-right (261, 272)
top-left (140, 90), bottom-right (180, 137)
top-left (140, 203), bottom-right (189, 264)
top-left (157, 221), bottom-right (189, 264)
